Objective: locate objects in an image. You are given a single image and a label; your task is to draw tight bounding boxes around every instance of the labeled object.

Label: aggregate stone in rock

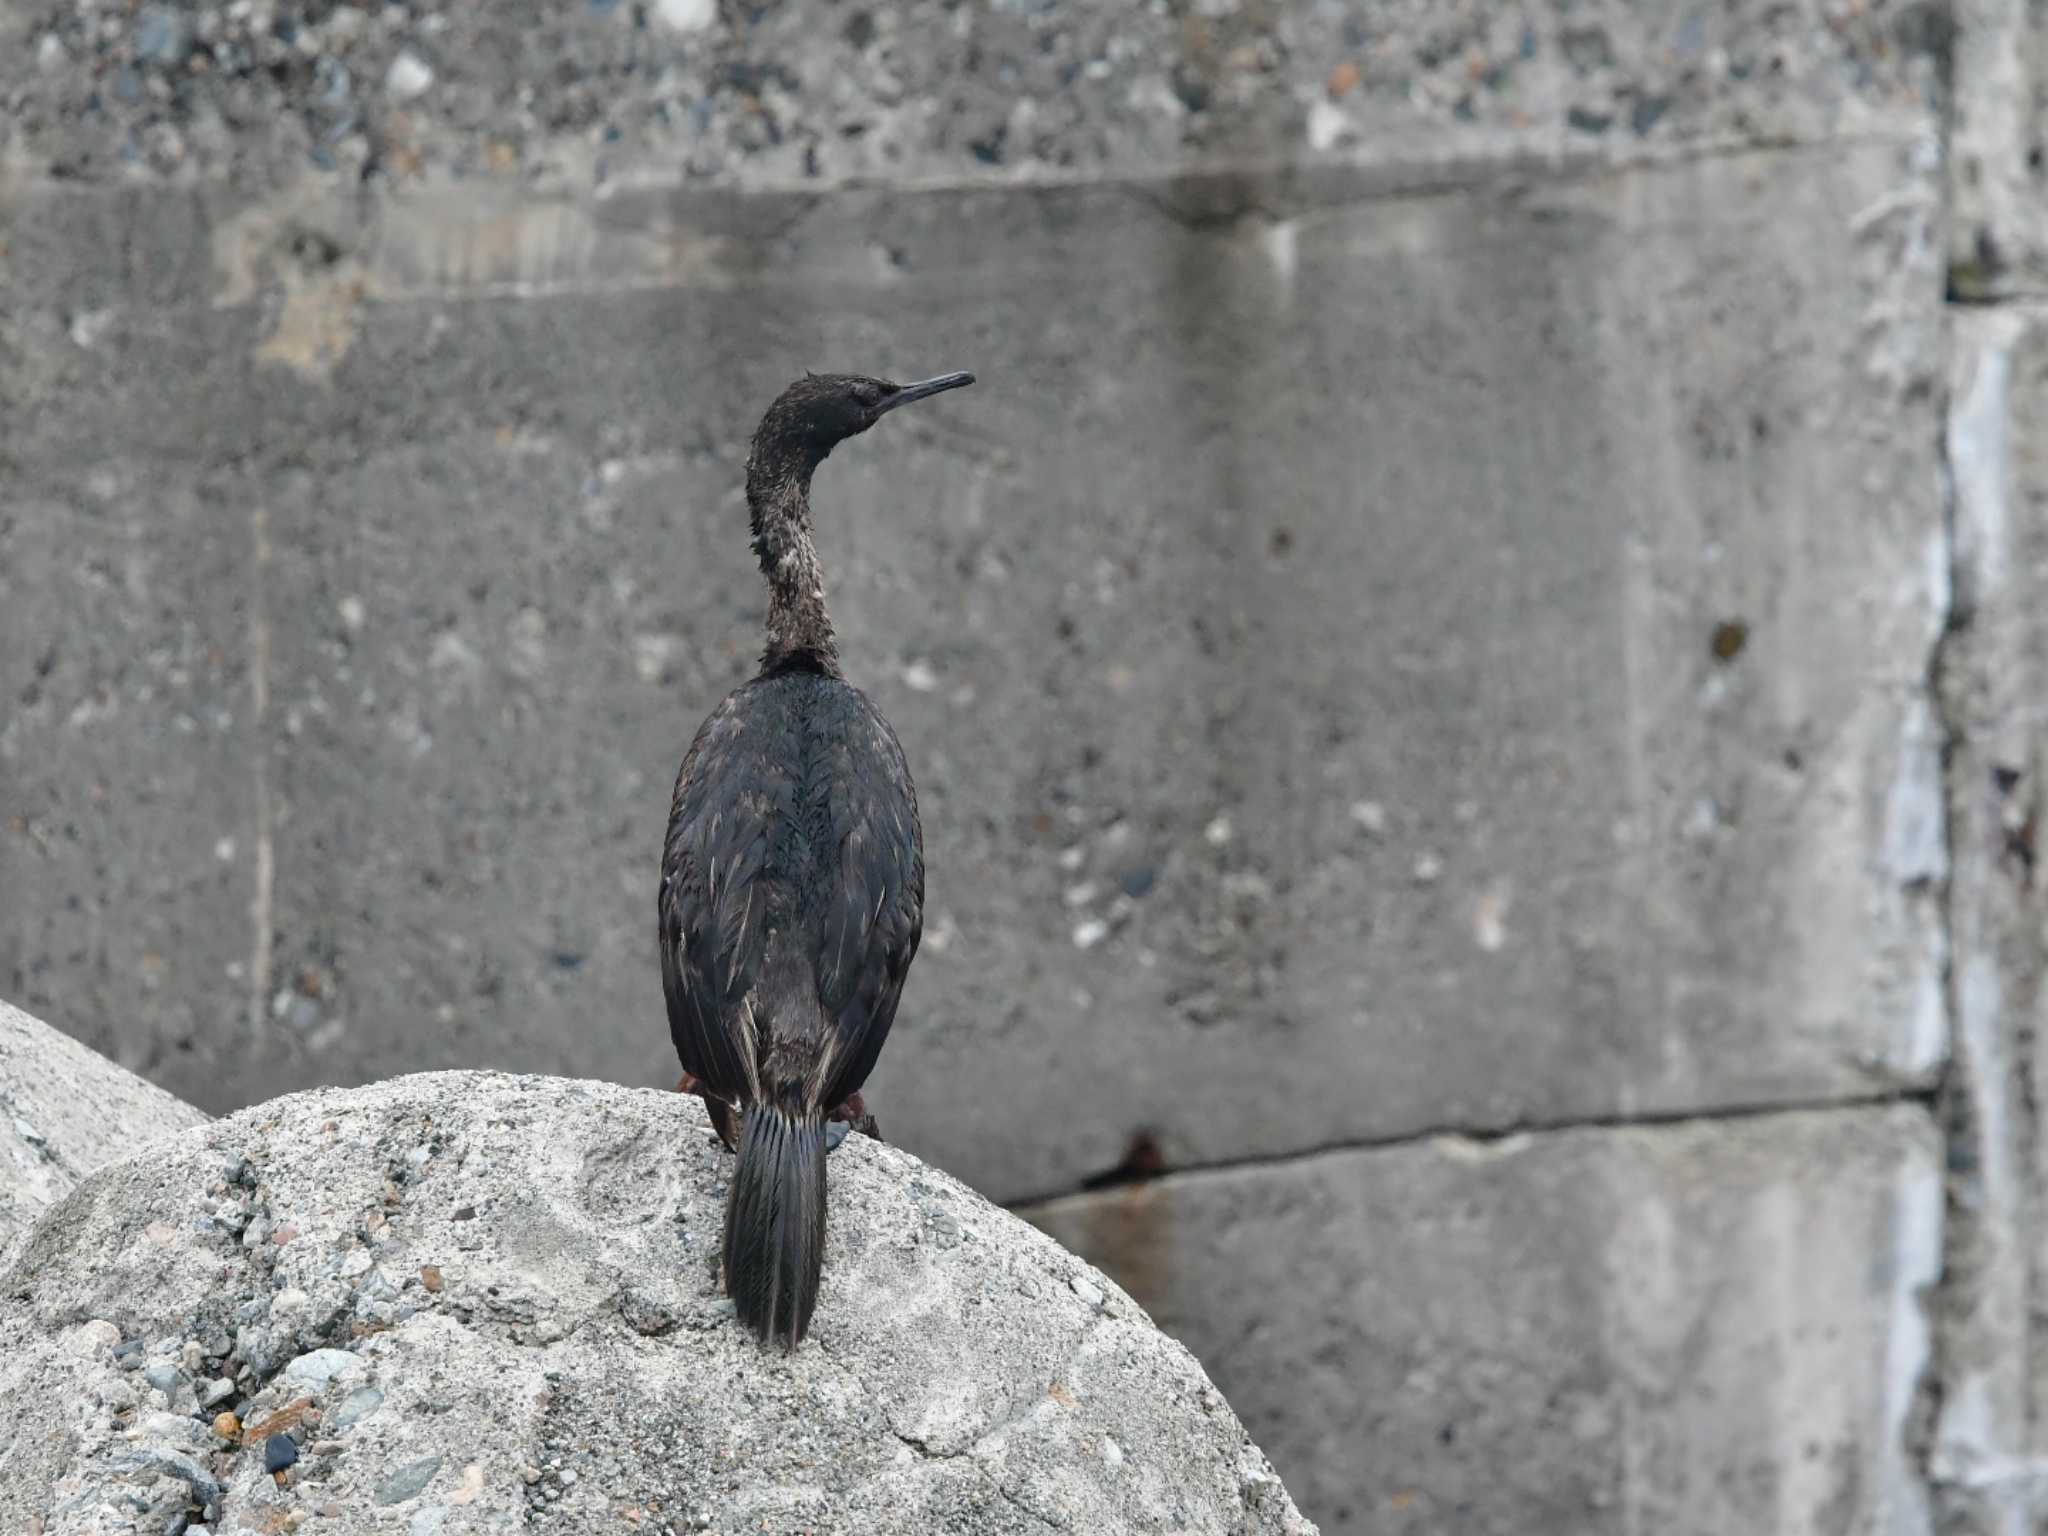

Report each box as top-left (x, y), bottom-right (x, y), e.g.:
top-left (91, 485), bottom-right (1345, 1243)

top-left (331, 1384), bottom-right (385, 1430)
top-left (376, 1454), bottom-right (444, 1506)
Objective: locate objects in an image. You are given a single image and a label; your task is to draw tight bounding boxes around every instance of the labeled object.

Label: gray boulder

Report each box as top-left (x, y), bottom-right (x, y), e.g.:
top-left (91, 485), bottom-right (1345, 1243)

top-left (0, 998), bottom-right (208, 1266)
top-left (0, 1070), bottom-right (1314, 1534)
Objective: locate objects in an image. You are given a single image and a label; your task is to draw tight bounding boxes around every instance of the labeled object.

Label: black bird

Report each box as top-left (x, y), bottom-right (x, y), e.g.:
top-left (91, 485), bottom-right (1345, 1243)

top-left (659, 367), bottom-right (975, 1350)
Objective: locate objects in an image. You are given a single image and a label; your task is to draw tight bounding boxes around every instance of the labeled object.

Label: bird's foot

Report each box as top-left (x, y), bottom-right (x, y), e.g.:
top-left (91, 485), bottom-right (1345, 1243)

top-left (674, 1072), bottom-right (741, 1152)
top-left (824, 1093), bottom-right (881, 1154)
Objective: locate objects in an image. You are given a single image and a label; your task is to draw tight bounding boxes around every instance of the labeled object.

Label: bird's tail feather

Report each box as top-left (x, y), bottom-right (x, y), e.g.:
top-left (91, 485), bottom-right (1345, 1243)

top-left (723, 1098), bottom-right (827, 1350)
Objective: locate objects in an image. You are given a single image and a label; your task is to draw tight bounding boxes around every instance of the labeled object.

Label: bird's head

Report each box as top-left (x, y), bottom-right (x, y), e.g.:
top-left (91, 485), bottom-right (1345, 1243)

top-left (750, 369), bottom-right (976, 474)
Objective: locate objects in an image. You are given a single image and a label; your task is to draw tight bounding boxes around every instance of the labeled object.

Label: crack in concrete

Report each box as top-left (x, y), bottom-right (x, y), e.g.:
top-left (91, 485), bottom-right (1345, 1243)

top-left (1006, 1088), bottom-right (1942, 1210)
top-left (1907, 39), bottom-right (1972, 1476)
top-left (1916, 329), bottom-right (1969, 1522)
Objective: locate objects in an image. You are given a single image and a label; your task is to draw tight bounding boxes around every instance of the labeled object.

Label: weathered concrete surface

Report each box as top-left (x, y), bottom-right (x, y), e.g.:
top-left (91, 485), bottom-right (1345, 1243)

top-left (0, 132), bottom-right (1950, 1206)
top-left (0, 1069), bottom-right (1313, 1535)
top-left (1925, 308), bottom-right (2048, 1532)
top-left (1914, 7), bottom-right (2048, 1532)
top-left (0, 996), bottom-right (207, 1266)
top-left (0, 0), bottom-right (1947, 192)
top-left (1026, 1105), bottom-right (1942, 1536)
top-left (1948, 0), bottom-right (2046, 298)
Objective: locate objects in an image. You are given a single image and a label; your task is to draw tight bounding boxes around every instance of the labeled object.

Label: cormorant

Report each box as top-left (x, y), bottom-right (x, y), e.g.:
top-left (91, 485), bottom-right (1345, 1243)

top-left (659, 367), bottom-right (975, 1350)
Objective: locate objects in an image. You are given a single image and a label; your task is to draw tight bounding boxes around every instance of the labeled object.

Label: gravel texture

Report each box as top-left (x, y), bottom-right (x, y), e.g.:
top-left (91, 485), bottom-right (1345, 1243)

top-left (0, 0), bottom-right (1948, 191)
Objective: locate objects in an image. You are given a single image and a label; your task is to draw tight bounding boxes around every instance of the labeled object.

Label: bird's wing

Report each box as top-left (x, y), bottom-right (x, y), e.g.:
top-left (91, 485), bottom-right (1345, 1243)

top-left (659, 688), bottom-right (785, 1100)
top-left (813, 696), bottom-right (924, 1111)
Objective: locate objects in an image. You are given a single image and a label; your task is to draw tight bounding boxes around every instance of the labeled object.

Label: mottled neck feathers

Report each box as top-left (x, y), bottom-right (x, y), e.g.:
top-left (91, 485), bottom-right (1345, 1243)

top-left (745, 448), bottom-right (839, 674)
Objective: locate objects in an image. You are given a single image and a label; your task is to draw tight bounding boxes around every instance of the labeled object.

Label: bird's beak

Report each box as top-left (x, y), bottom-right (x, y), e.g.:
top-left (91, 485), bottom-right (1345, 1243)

top-left (874, 371), bottom-right (976, 416)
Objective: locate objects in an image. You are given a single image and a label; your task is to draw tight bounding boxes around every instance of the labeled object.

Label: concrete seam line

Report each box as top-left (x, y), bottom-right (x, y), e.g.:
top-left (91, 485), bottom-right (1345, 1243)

top-left (1006, 1088), bottom-right (1941, 1209)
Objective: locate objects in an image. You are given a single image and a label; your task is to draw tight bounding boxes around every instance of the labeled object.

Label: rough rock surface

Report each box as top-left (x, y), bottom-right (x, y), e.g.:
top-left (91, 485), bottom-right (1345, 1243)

top-left (0, 997), bottom-right (208, 1266)
top-left (0, 1070), bottom-right (1313, 1535)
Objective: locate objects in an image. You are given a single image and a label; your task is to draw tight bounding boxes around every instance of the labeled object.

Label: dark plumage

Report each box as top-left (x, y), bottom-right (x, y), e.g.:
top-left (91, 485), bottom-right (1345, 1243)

top-left (658, 368), bottom-right (975, 1350)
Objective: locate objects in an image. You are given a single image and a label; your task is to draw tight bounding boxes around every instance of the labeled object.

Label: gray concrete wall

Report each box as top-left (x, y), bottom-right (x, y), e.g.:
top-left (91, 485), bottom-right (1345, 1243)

top-left (0, 0), bottom-right (2034, 1530)
top-left (1030, 1107), bottom-right (1941, 1534)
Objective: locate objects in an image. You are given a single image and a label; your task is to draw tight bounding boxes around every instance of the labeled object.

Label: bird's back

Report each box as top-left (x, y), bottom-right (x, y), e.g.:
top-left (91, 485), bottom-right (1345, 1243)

top-left (659, 667), bottom-right (924, 1112)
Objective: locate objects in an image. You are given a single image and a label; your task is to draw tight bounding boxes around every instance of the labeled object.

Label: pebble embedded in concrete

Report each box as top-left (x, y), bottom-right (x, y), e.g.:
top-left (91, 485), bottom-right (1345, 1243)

top-left (386, 51), bottom-right (434, 101)
top-left (378, 1454), bottom-right (445, 1506)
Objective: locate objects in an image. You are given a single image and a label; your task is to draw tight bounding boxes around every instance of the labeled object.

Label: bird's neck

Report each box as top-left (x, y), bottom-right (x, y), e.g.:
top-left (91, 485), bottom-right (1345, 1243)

top-left (747, 454), bottom-right (840, 672)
